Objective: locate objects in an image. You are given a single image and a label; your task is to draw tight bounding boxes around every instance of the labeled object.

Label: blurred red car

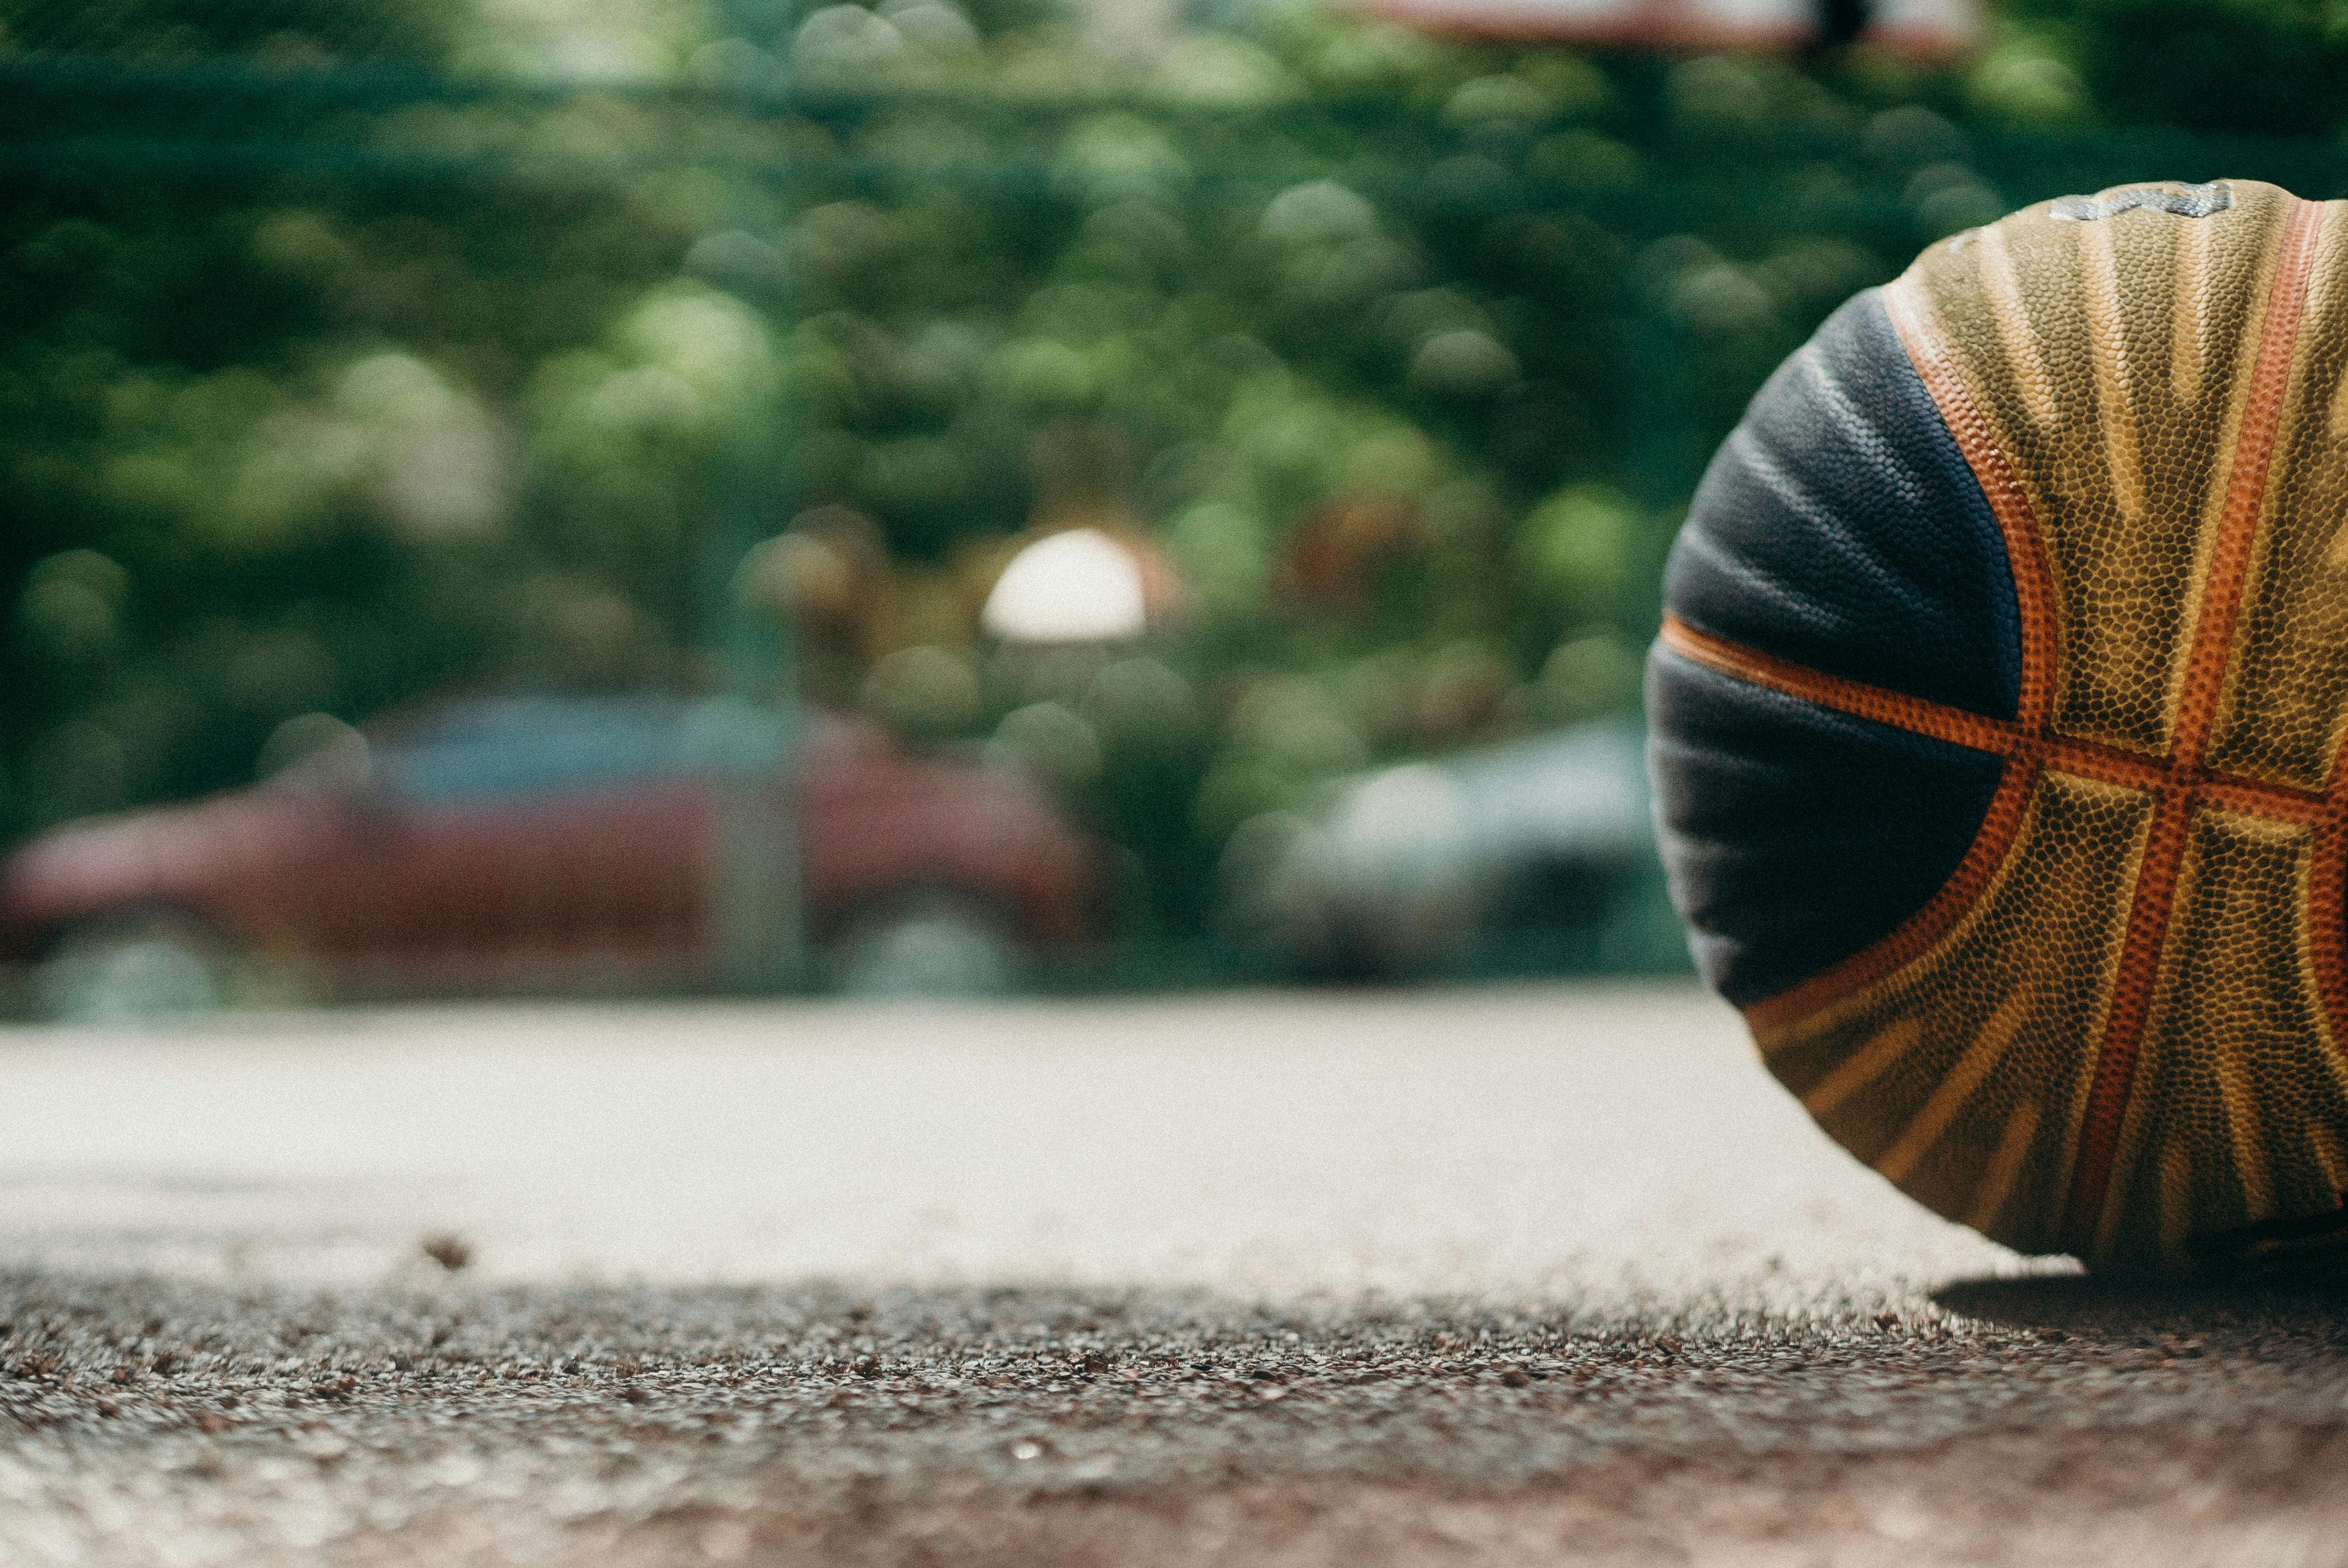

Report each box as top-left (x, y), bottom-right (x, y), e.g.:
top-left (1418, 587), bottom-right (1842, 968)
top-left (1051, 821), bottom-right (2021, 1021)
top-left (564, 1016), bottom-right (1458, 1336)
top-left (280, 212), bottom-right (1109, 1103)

top-left (0, 693), bottom-right (1107, 1017)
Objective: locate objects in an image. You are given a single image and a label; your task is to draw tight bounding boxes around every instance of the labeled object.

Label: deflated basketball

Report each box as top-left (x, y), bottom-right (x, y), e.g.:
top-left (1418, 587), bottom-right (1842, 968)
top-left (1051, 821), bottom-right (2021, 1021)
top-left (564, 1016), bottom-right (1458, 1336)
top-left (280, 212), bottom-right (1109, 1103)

top-left (1649, 179), bottom-right (2348, 1275)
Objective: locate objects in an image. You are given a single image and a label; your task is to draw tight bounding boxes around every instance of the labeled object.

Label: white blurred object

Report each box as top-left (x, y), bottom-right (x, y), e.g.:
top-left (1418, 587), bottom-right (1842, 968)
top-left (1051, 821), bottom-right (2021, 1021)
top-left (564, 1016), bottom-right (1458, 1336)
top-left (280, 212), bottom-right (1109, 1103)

top-left (258, 713), bottom-right (372, 787)
top-left (1083, 0), bottom-right (1177, 63)
top-left (334, 352), bottom-right (508, 541)
top-left (981, 529), bottom-right (1151, 644)
top-left (35, 914), bottom-right (234, 1024)
top-left (1363, 0), bottom-right (1979, 56)
top-left (1224, 720), bottom-right (1658, 977)
top-left (833, 896), bottom-right (1018, 998)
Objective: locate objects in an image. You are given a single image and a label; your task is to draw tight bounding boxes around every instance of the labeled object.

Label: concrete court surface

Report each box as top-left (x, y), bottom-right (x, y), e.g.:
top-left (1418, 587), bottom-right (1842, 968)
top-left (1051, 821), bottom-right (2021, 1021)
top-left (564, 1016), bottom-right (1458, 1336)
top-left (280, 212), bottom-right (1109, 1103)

top-left (0, 982), bottom-right (2344, 1566)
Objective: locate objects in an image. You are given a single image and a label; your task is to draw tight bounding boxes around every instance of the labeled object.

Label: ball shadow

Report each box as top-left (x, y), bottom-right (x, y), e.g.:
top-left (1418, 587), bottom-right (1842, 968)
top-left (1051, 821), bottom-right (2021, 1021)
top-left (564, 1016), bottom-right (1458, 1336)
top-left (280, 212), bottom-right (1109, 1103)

top-left (1935, 1262), bottom-right (2348, 1343)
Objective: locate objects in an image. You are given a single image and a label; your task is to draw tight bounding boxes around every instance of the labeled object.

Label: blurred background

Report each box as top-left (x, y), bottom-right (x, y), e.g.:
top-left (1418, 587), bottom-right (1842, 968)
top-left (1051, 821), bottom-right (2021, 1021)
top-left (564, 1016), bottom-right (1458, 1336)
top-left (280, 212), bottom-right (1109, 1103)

top-left (0, 0), bottom-right (2334, 1018)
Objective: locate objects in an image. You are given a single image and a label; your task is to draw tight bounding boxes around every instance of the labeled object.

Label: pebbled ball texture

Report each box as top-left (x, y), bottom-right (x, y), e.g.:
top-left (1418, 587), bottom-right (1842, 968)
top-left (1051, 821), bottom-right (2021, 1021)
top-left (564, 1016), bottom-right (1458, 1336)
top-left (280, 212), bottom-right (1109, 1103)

top-left (1649, 179), bottom-right (2348, 1275)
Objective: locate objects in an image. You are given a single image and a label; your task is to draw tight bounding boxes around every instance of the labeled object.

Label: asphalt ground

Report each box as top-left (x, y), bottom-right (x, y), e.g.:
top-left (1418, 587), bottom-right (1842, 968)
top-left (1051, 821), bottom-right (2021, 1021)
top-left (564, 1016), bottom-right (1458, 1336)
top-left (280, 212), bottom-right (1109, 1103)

top-left (1, 984), bottom-right (2345, 1566)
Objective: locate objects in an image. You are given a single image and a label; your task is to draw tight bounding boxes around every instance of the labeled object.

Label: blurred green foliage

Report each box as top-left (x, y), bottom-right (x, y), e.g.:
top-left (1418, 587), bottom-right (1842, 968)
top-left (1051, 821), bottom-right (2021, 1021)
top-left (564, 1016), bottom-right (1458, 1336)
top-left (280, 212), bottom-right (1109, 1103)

top-left (0, 0), bottom-right (2344, 948)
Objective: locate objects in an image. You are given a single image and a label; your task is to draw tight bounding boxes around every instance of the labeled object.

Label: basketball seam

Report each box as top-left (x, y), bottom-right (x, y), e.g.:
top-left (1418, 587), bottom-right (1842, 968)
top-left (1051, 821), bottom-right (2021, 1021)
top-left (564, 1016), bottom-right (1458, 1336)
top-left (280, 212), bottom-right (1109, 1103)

top-left (1659, 619), bottom-right (2333, 1050)
top-left (1659, 616), bottom-right (2330, 821)
top-left (1883, 278), bottom-right (2063, 731)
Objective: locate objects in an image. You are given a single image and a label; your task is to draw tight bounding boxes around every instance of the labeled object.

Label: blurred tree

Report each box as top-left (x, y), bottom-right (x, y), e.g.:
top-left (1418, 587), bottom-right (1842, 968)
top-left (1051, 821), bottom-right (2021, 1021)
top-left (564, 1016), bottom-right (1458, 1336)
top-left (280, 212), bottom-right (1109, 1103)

top-left (2004, 0), bottom-right (2347, 136)
top-left (1, 0), bottom-right (2337, 956)
top-left (0, 0), bottom-right (467, 61)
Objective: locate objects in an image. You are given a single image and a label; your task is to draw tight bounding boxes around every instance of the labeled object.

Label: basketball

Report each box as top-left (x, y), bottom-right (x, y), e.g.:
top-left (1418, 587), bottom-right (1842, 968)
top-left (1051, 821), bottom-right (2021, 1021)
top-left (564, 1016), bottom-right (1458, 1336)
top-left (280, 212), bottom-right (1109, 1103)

top-left (1649, 179), bottom-right (2348, 1275)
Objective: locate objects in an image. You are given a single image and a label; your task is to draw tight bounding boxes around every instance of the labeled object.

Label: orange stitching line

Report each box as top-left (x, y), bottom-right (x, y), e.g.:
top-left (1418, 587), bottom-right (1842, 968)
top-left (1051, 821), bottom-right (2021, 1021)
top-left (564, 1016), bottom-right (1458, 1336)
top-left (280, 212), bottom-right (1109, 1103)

top-left (2059, 784), bottom-right (2195, 1248)
top-left (2201, 776), bottom-right (2333, 826)
top-left (2174, 218), bottom-right (2326, 764)
top-left (1659, 616), bottom-right (2328, 818)
top-left (1659, 607), bottom-right (2341, 1039)
top-left (1668, 636), bottom-right (2345, 1045)
top-left (2061, 194), bottom-right (2329, 1256)
top-left (1884, 278), bottom-right (2063, 732)
top-left (1657, 617), bottom-right (2014, 752)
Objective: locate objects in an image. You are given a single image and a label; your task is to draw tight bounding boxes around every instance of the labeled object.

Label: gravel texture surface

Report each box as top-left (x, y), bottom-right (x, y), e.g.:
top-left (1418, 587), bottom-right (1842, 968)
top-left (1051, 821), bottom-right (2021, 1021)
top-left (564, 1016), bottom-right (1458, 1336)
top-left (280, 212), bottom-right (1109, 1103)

top-left (1, 984), bottom-right (2344, 1565)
